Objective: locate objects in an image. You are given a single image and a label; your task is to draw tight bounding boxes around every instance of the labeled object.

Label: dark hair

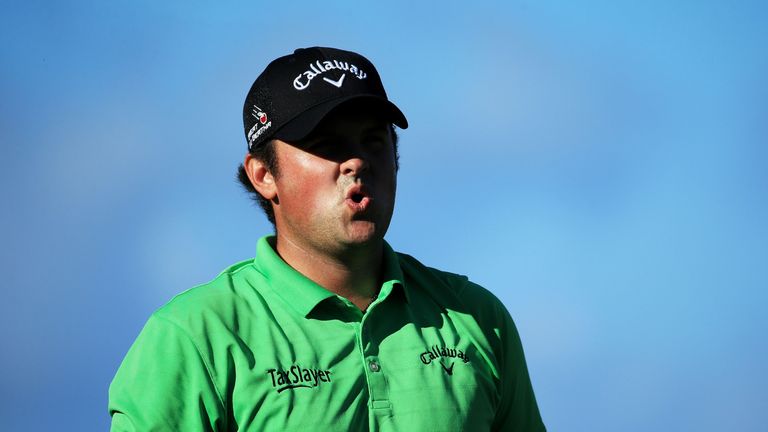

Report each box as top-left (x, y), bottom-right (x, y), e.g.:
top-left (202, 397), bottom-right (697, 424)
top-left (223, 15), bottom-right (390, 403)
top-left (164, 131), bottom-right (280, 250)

top-left (237, 125), bottom-right (400, 227)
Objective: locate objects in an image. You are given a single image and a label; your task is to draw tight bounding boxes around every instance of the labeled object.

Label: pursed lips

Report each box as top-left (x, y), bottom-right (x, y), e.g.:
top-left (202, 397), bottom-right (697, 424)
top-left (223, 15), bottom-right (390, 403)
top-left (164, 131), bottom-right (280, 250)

top-left (345, 184), bottom-right (372, 212)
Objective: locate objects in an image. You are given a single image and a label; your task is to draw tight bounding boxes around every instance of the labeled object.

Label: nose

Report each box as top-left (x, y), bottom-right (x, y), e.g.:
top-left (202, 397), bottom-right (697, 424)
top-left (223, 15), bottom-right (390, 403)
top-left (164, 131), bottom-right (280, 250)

top-left (340, 155), bottom-right (369, 177)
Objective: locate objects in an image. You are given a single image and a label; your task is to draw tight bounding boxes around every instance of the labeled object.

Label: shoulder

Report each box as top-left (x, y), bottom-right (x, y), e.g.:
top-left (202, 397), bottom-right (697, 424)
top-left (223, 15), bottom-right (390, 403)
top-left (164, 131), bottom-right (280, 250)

top-left (150, 258), bottom-right (266, 336)
top-left (395, 251), bottom-right (509, 321)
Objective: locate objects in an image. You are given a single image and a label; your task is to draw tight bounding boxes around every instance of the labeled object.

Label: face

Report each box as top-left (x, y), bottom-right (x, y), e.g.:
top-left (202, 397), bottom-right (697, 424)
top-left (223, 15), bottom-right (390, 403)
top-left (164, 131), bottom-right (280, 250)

top-left (270, 106), bottom-right (398, 257)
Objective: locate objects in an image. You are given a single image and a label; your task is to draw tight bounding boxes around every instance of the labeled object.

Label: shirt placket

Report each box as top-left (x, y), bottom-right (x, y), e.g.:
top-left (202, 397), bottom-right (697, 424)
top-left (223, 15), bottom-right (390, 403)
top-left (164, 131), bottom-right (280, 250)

top-left (343, 294), bottom-right (393, 418)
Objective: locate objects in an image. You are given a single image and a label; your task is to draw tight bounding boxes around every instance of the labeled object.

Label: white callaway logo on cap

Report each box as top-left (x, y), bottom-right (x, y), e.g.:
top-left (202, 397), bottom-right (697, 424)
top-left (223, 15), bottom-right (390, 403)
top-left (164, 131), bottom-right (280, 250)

top-left (293, 59), bottom-right (367, 91)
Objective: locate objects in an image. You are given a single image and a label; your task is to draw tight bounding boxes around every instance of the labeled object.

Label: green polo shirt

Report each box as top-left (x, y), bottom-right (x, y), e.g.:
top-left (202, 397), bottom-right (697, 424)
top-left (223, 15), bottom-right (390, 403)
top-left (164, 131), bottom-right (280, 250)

top-left (109, 236), bottom-right (545, 431)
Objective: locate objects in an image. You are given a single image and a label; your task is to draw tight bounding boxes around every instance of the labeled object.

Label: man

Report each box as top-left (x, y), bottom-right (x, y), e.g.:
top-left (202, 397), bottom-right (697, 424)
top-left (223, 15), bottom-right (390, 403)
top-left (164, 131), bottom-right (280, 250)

top-left (109, 47), bottom-right (545, 431)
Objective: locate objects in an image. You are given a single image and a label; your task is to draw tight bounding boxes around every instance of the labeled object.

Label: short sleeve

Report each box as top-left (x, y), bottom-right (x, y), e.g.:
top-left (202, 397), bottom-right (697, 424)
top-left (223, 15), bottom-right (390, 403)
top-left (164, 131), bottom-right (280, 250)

top-left (490, 296), bottom-right (546, 431)
top-left (108, 314), bottom-right (227, 432)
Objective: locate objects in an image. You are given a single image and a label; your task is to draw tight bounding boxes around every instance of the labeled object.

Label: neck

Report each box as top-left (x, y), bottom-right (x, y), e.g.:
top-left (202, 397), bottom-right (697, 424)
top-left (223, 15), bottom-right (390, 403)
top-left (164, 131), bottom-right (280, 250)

top-left (274, 233), bottom-right (384, 311)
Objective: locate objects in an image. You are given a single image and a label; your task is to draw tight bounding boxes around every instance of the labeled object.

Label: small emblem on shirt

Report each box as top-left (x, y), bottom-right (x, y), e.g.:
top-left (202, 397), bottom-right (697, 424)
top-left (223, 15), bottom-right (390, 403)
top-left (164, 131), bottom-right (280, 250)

top-left (420, 345), bottom-right (470, 376)
top-left (266, 365), bottom-right (332, 393)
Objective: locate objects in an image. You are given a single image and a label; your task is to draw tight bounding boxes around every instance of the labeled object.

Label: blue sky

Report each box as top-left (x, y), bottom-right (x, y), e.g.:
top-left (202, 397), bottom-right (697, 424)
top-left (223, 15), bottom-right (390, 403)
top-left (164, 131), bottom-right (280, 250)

top-left (2, 1), bottom-right (767, 430)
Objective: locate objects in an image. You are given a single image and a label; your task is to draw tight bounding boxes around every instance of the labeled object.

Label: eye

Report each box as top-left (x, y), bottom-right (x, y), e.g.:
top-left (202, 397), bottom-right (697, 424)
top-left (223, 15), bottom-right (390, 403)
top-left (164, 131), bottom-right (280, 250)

top-left (303, 137), bottom-right (335, 153)
top-left (363, 135), bottom-right (388, 152)
top-left (307, 139), bottom-right (331, 150)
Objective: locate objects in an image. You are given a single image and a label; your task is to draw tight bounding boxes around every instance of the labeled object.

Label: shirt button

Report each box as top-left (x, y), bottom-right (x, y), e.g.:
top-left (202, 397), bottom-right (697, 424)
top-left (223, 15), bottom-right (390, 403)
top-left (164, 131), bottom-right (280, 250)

top-left (369, 360), bottom-right (381, 372)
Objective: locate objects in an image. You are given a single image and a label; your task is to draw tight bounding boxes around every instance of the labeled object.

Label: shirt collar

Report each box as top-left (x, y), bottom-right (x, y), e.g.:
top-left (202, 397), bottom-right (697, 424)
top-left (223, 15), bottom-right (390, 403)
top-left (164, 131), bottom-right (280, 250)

top-left (252, 235), bottom-right (408, 317)
top-left (379, 240), bottom-right (410, 304)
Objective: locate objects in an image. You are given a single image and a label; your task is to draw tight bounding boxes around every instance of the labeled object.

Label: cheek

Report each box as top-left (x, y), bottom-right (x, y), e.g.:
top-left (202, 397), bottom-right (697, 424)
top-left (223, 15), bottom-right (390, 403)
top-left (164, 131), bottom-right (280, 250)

top-left (279, 158), bottom-right (338, 211)
top-left (288, 181), bottom-right (325, 209)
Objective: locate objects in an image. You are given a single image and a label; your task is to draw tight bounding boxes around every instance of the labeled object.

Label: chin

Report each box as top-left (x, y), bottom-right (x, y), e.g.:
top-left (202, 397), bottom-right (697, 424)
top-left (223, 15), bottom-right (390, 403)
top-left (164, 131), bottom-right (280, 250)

top-left (344, 221), bottom-right (385, 245)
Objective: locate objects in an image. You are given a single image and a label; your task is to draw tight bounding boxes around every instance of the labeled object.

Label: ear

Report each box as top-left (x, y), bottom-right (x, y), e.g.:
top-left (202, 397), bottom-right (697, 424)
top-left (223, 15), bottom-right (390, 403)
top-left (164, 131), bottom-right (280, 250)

top-left (243, 154), bottom-right (277, 201)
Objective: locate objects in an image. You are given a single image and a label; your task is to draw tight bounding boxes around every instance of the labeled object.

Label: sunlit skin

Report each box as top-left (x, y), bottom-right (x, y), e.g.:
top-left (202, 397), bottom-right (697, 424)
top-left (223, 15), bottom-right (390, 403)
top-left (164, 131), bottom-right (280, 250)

top-left (244, 105), bottom-right (398, 310)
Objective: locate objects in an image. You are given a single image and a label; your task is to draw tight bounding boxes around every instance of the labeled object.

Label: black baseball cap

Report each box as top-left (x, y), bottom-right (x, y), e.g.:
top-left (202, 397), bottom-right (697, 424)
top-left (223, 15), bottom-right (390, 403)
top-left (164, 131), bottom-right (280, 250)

top-left (243, 47), bottom-right (408, 150)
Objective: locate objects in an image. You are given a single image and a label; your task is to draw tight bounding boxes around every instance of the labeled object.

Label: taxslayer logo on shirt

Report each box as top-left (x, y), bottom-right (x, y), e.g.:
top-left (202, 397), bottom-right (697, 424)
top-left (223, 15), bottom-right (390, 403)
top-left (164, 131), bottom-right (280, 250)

top-left (266, 364), bottom-right (333, 393)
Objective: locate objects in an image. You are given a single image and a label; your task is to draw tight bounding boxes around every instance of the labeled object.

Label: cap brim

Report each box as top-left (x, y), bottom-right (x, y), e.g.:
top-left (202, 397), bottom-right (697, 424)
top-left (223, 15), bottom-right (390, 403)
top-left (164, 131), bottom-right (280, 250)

top-left (273, 95), bottom-right (408, 143)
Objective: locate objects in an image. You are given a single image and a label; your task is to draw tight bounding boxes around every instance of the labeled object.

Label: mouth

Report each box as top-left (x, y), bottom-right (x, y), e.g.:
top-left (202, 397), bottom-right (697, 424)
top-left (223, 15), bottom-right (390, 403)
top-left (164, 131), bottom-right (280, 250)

top-left (345, 184), bottom-right (372, 211)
